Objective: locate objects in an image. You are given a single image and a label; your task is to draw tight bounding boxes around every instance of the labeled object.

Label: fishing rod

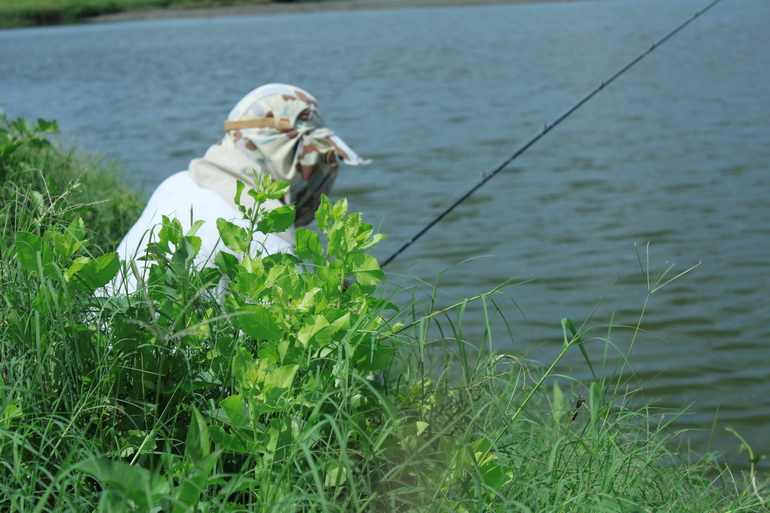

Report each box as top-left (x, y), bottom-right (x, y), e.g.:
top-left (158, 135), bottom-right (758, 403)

top-left (379, 0), bottom-right (726, 269)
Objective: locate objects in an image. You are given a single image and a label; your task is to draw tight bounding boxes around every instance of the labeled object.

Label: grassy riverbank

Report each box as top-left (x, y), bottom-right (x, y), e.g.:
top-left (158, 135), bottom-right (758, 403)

top-left (0, 0), bottom-right (579, 28)
top-left (0, 0), bottom-right (276, 28)
top-left (1, 113), bottom-right (768, 511)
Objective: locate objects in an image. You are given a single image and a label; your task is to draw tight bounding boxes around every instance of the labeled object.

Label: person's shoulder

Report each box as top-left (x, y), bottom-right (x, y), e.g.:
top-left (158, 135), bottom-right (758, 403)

top-left (150, 169), bottom-right (240, 222)
top-left (149, 171), bottom-right (204, 198)
top-left (144, 171), bottom-right (199, 209)
top-left (156, 170), bottom-right (195, 189)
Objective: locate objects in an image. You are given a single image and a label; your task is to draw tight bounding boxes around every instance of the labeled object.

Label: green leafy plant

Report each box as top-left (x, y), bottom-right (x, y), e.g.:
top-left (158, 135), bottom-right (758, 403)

top-left (50, 171), bottom-right (401, 509)
top-left (0, 113), bottom-right (59, 184)
top-left (1, 115), bottom-right (767, 511)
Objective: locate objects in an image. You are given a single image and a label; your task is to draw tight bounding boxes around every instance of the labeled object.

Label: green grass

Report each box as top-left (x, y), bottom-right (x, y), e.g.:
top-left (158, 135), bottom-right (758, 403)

top-left (0, 0), bottom-right (276, 28)
top-left (1, 113), bottom-right (768, 512)
top-left (0, 115), bottom-right (146, 251)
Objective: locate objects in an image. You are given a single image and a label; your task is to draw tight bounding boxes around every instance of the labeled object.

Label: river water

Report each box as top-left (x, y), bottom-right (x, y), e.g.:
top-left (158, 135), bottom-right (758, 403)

top-left (1, 0), bottom-right (768, 466)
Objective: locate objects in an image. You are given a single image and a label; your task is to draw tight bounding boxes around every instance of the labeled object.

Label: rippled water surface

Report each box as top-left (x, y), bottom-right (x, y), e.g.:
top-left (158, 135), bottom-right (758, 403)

top-left (2, 0), bottom-right (768, 462)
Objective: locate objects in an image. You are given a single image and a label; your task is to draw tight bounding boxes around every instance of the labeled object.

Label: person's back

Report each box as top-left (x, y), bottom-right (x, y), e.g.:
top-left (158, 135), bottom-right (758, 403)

top-left (109, 83), bottom-right (368, 295)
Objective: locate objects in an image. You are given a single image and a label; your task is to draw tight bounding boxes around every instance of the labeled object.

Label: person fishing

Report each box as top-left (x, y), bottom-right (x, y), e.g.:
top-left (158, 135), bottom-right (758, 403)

top-left (110, 83), bottom-right (369, 294)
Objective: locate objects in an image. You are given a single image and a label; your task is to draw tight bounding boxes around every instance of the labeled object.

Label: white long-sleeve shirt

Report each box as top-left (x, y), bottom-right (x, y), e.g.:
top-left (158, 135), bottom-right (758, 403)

top-left (110, 170), bottom-right (294, 294)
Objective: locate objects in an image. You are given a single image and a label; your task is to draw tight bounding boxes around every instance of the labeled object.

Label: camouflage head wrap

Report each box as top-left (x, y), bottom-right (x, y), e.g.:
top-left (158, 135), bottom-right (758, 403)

top-left (220, 83), bottom-right (369, 225)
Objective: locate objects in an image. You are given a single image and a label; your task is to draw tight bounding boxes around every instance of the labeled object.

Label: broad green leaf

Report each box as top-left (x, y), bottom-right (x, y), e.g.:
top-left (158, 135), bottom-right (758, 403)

top-left (158, 215), bottom-right (183, 249)
top-left (258, 340), bottom-right (282, 366)
top-left (35, 118), bottom-right (59, 134)
top-left (326, 221), bottom-right (348, 259)
top-left (220, 394), bottom-right (249, 429)
top-left (169, 237), bottom-right (199, 273)
top-left (69, 252), bottom-right (120, 291)
top-left (216, 218), bottom-right (249, 254)
top-left (267, 180), bottom-right (290, 200)
top-left (238, 305), bottom-right (282, 341)
top-left (348, 253), bottom-right (383, 286)
top-left (10, 118), bottom-right (29, 133)
top-left (265, 264), bottom-right (296, 292)
top-left (315, 266), bottom-right (340, 290)
top-left (67, 217), bottom-right (87, 242)
top-left (75, 458), bottom-right (169, 508)
top-left (479, 461), bottom-right (508, 490)
top-left (208, 425), bottom-right (249, 454)
top-left (232, 349), bottom-right (260, 390)
top-left (31, 287), bottom-right (55, 317)
top-left (64, 256), bottom-right (90, 281)
top-left (262, 252), bottom-right (302, 271)
top-left (233, 271), bottom-right (267, 300)
top-left (355, 343), bottom-right (395, 372)
top-left (297, 315), bottom-right (331, 348)
top-left (266, 417), bottom-right (292, 456)
top-left (325, 309), bottom-right (352, 330)
top-left (199, 267), bottom-right (223, 288)
top-left (365, 295), bottom-right (400, 311)
top-left (314, 195), bottom-right (334, 230)
top-left (332, 197), bottom-right (349, 219)
top-left (294, 228), bottom-right (324, 263)
top-left (238, 255), bottom-right (265, 274)
top-left (0, 398), bottom-right (22, 428)
top-left (471, 438), bottom-right (493, 464)
top-left (114, 430), bottom-right (155, 459)
top-left (14, 231), bottom-right (53, 273)
top-left (214, 250), bottom-right (239, 278)
top-left (264, 365), bottom-right (298, 389)
top-left (247, 187), bottom-right (267, 205)
top-left (257, 205), bottom-right (295, 234)
top-left (46, 223), bottom-right (82, 260)
top-left (295, 287), bottom-right (323, 313)
top-left (277, 338), bottom-right (291, 364)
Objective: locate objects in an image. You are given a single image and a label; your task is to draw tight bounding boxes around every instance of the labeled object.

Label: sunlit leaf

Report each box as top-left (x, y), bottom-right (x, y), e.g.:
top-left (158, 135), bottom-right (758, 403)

top-left (348, 253), bottom-right (383, 286)
top-left (220, 394), bottom-right (249, 429)
top-left (267, 180), bottom-right (290, 200)
top-left (297, 314), bottom-right (331, 348)
top-left (324, 464), bottom-right (348, 487)
top-left (257, 205), bottom-right (295, 234)
top-left (238, 305), bottom-right (282, 341)
top-left (216, 218), bottom-right (249, 254)
top-left (69, 252), bottom-right (120, 291)
top-left (294, 228), bottom-right (324, 264)
top-left (264, 365), bottom-right (298, 390)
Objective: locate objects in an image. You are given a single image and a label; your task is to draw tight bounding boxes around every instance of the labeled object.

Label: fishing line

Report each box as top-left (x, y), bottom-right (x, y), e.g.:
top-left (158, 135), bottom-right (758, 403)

top-left (379, 0), bottom-right (726, 269)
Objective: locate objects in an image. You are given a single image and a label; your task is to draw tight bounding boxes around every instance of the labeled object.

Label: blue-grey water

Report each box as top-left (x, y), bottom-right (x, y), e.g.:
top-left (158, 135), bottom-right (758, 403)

top-left (2, 0), bottom-right (768, 467)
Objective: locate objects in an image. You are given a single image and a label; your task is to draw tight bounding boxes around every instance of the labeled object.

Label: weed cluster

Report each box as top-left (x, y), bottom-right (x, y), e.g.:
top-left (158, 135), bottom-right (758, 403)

top-left (1, 114), bottom-right (767, 511)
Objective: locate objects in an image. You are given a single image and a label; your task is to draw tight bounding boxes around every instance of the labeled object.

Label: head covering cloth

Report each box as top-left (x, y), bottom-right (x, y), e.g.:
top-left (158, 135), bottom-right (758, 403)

top-left (189, 83), bottom-right (368, 228)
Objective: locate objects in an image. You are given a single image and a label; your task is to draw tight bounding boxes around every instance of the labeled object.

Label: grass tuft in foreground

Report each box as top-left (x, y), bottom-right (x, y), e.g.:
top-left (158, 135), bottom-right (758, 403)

top-left (1, 114), bottom-right (768, 511)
